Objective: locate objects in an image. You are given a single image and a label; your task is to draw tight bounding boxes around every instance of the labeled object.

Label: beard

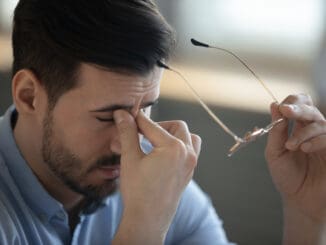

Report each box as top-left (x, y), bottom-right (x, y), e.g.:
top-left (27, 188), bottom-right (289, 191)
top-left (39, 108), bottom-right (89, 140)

top-left (41, 109), bottom-right (120, 204)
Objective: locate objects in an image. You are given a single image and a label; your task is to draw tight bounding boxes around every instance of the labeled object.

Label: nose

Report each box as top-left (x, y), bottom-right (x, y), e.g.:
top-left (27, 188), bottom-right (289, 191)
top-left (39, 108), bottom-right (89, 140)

top-left (109, 126), bottom-right (122, 155)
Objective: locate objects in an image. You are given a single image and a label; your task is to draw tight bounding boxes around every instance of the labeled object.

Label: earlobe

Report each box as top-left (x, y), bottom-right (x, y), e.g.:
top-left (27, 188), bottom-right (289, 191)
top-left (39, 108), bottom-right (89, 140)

top-left (12, 69), bottom-right (43, 114)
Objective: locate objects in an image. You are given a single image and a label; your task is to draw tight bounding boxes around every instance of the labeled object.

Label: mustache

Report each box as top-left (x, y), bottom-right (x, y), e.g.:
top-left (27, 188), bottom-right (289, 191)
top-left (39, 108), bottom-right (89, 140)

top-left (88, 154), bottom-right (121, 172)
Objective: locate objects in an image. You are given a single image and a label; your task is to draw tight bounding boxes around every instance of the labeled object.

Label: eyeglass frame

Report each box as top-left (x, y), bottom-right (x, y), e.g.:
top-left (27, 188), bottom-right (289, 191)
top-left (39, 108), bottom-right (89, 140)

top-left (157, 38), bottom-right (284, 156)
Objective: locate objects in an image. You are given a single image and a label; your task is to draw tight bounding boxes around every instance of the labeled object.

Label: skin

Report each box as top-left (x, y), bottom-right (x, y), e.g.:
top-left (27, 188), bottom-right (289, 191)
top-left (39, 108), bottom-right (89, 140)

top-left (266, 94), bottom-right (326, 245)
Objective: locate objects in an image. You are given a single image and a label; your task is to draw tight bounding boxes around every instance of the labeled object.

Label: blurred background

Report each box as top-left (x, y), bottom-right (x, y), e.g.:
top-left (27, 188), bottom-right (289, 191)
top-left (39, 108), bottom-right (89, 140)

top-left (1, 0), bottom-right (326, 244)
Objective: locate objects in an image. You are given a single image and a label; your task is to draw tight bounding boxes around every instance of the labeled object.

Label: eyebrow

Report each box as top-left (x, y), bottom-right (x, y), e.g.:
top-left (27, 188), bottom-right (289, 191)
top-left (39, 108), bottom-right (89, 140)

top-left (90, 99), bottom-right (159, 113)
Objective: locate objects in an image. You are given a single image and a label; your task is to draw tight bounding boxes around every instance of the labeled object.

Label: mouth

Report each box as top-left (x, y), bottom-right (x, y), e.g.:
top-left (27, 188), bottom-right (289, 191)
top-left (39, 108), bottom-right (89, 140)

top-left (96, 165), bottom-right (120, 179)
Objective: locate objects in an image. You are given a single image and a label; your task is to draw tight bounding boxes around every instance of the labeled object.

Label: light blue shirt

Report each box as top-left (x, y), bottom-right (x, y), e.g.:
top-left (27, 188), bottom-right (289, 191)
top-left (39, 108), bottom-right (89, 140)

top-left (0, 106), bottom-right (234, 245)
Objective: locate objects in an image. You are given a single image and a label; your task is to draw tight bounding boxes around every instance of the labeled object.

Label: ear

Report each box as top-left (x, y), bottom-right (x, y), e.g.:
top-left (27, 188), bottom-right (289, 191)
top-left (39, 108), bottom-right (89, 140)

top-left (12, 69), bottom-right (45, 115)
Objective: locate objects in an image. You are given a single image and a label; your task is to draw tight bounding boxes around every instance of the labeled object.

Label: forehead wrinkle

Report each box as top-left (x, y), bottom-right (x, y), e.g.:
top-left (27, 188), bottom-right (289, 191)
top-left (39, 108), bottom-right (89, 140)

top-left (77, 63), bottom-right (161, 108)
top-left (80, 63), bottom-right (161, 86)
top-left (115, 68), bottom-right (160, 90)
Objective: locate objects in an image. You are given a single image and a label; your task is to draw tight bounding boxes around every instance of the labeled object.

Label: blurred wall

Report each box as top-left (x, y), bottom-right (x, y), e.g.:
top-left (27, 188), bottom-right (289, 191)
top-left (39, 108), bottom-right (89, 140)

top-left (155, 1), bottom-right (324, 244)
top-left (0, 71), bottom-right (11, 113)
top-left (314, 3), bottom-right (326, 113)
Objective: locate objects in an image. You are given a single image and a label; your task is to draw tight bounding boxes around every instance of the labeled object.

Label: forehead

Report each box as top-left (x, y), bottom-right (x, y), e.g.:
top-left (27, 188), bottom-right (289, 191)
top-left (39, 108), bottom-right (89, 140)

top-left (79, 63), bottom-right (162, 89)
top-left (76, 63), bottom-right (162, 104)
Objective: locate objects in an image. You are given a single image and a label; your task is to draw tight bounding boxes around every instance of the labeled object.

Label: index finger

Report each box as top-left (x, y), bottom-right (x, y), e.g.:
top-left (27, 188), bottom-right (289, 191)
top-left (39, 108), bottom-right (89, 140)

top-left (136, 110), bottom-right (175, 147)
top-left (265, 102), bottom-right (289, 160)
top-left (279, 104), bottom-right (325, 122)
top-left (158, 120), bottom-right (193, 147)
top-left (113, 110), bottom-right (143, 160)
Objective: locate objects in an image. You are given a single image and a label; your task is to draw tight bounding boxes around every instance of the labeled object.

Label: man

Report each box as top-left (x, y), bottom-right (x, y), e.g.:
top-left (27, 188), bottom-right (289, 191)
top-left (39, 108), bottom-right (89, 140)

top-left (0, 1), bottom-right (232, 244)
top-left (0, 0), bottom-right (325, 245)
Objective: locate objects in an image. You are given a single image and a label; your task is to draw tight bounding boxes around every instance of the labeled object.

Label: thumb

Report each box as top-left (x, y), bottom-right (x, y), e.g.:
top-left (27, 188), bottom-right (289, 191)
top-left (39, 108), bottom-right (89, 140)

top-left (266, 102), bottom-right (289, 160)
top-left (113, 110), bottom-right (143, 160)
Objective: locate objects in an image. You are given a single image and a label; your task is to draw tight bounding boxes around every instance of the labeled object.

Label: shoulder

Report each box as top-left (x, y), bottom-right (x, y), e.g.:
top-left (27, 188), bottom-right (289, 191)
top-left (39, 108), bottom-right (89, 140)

top-left (0, 183), bottom-right (27, 244)
top-left (0, 156), bottom-right (29, 244)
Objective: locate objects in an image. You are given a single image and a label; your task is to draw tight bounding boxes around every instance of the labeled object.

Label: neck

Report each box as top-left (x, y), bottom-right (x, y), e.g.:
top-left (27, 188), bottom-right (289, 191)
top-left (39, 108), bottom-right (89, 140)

top-left (13, 116), bottom-right (84, 212)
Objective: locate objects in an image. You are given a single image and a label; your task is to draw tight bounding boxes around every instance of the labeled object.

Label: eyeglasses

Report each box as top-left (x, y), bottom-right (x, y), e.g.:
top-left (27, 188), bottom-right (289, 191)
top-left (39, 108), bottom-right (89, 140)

top-left (157, 38), bottom-right (284, 156)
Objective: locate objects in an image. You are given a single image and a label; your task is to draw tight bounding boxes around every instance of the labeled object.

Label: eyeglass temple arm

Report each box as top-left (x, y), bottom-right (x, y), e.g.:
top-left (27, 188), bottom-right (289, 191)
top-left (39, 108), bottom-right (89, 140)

top-left (157, 60), bottom-right (244, 143)
top-left (190, 38), bottom-right (279, 103)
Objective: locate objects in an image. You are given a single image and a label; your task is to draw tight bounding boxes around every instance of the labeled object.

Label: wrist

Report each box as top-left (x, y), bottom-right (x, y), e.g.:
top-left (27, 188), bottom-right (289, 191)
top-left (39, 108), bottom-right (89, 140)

top-left (283, 202), bottom-right (326, 245)
top-left (112, 209), bottom-right (167, 245)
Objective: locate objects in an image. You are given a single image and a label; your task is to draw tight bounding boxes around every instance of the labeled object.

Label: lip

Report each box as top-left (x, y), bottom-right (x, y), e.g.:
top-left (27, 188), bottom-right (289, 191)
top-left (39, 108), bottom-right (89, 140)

top-left (97, 165), bottom-right (120, 179)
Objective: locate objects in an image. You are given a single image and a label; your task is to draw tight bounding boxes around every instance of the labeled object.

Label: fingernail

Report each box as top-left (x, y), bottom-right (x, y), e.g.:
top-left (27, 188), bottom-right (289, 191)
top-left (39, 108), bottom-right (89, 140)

top-left (270, 102), bottom-right (278, 111)
top-left (138, 109), bottom-right (145, 117)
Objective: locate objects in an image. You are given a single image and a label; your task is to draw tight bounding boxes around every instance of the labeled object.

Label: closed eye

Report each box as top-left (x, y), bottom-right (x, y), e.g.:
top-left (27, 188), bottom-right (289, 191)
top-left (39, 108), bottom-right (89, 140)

top-left (96, 117), bottom-right (114, 123)
top-left (95, 102), bottom-right (157, 123)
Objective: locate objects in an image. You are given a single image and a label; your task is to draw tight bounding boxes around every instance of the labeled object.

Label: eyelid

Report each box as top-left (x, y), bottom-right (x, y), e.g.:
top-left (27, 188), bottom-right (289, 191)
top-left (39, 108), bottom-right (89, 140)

top-left (95, 102), bottom-right (156, 120)
top-left (142, 102), bottom-right (158, 111)
top-left (96, 117), bottom-right (114, 122)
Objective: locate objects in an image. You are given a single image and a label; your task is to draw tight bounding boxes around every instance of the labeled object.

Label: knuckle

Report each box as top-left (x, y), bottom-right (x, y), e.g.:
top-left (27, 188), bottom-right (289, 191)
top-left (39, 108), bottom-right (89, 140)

top-left (306, 105), bottom-right (324, 120)
top-left (175, 120), bottom-right (189, 131)
top-left (192, 134), bottom-right (202, 143)
top-left (284, 94), bottom-right (298, 103)
top-left (316, 119), bottom-right (326, 128)
top-left (170, 139), bottom-right (187, 156)
top-left (284, 93), bottom-right (314, 106)
top-left (311, 105), bottom-right (318, 113)
top-left (302, 104), bottom-right (314, 113)
top-left (186, 151), bottom-right (198, 168)
top-left (299, 93), bottom-right (313, 105)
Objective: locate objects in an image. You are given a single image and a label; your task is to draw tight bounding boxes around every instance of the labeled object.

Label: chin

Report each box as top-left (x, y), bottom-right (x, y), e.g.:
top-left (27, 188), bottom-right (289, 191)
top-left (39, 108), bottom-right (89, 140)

top-left (83, 178), bottom-right (120, 200)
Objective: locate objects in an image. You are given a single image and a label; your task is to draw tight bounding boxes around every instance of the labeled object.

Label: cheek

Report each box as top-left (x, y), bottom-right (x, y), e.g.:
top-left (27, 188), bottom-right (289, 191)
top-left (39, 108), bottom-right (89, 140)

top-left (70, 124), bottom-right (117, 159)
top-left (52, 118), bottom-right (114, 161)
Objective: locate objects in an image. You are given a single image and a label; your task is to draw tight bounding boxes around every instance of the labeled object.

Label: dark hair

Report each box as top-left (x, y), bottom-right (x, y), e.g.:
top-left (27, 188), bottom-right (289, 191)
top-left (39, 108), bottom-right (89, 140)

top-left (12, 0), bottom-right (175, 107)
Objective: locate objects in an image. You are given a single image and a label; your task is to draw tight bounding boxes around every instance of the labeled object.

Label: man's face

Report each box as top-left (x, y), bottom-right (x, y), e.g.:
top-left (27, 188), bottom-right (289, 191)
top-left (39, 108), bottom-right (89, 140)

top-left (41, 63), bottom-right (162, 202)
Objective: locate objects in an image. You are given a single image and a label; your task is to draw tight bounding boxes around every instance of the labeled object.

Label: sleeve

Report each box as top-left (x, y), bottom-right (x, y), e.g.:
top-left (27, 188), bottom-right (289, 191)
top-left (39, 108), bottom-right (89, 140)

top-left (165, 180), bottom-right (236, 245)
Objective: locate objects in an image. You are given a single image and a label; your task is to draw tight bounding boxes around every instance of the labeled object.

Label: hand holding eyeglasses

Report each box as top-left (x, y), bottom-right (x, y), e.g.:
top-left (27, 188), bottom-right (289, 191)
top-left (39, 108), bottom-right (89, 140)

top-left (265, 94), bottom-right (326, 244)
top-left (159, 38), bottom-right (326, 243)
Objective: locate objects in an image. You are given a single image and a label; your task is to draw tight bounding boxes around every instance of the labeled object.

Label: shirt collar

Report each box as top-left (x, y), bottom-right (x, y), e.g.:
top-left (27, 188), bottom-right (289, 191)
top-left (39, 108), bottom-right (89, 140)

top-left (0, 106), bottom-right (65, 222)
